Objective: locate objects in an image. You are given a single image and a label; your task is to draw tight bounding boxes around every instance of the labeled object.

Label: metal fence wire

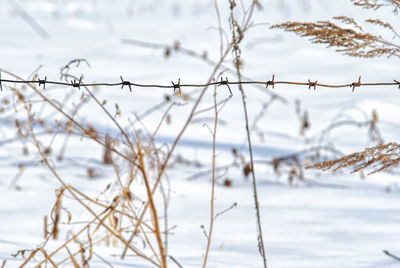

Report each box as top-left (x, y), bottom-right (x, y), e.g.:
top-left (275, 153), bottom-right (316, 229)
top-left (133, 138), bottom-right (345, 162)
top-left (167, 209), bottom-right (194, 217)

top-left (1, 70), bottom-right (399, 94)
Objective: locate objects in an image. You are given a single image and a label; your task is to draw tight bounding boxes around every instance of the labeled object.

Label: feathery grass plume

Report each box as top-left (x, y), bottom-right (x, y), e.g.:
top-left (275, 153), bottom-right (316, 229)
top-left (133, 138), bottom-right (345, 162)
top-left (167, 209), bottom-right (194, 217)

top-left (307, 142), bottom-right (400, 175)
top-left (352, 0), bottom-right (384, 10)
top-left (271, 18), bottom-right (400, 58)
top-left (271, 0), bottom-right (400, 59)
top-left (273, 0), bottom-right (400, 175)
top-left (352, 0), bottom-right (400, 13)
top-left (365, 19), bottom-right (400, 38)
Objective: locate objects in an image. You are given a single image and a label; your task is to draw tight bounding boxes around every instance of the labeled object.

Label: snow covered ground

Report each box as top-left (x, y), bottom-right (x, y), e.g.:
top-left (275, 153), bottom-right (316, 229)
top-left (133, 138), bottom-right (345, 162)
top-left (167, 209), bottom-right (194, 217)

top-left (1, 0), bottom-right (400, 267)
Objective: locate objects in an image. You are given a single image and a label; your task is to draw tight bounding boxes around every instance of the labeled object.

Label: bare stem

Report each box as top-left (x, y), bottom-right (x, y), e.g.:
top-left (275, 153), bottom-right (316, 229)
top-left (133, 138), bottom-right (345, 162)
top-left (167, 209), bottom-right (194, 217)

top-left (230, 1), bottom-right (268, 267)
top-left (202, 86), bottom-right (219, 268)
top-left (137, 144), bottom-right (167, 267)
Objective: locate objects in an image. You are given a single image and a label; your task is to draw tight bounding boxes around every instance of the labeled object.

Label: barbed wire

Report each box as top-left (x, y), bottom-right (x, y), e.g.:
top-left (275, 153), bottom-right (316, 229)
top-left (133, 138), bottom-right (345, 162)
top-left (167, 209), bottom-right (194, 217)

top-left (0, 71), bottom-right (399, 93)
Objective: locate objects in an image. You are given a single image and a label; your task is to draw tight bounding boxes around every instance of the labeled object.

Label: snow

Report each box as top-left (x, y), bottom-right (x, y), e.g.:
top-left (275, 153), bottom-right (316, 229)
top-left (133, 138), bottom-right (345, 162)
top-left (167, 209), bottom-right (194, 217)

top-left (1, 0), bottom-right (400, 267)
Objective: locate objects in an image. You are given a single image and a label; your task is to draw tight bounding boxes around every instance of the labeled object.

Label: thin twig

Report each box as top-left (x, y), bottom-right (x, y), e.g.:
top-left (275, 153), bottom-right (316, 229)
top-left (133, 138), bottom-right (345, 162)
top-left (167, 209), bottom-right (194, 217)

top-left (137, 144), bottom-right (167, 267)
top-left (8, 0), bottom-right (50, 39)
top-left (214, 0), bottom-right (225, 58)
top-left (169, 255), bottom-right (183, 268)
top-left (230, 1), bottom-right (268, 267)
top-left (202, 85), bottom-right (219, 268)
top-left (383, 249), bottom-right (400, 262)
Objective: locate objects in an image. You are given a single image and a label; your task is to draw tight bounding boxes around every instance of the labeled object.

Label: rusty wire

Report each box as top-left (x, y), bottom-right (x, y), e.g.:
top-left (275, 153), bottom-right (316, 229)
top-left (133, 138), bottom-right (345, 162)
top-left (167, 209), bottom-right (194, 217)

top-left (0, 71), bottom-right (399, 93)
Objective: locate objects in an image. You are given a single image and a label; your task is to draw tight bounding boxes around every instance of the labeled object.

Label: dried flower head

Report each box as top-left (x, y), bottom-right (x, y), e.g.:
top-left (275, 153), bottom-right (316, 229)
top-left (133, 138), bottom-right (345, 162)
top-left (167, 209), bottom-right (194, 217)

top-left (308, 142), bottom-right (400, 174)
top-left (352, 0), bottom-right (400, 13)
top-left (271, 19), bottom-right (400, 58)
top-left (271, 2), bottom-right (400, 59)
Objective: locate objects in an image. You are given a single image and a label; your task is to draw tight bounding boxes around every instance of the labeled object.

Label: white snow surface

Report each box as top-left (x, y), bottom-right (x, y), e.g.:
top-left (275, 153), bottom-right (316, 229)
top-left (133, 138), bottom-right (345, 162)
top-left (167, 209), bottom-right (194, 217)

top-left (1, 0), bottom-right (400, 267)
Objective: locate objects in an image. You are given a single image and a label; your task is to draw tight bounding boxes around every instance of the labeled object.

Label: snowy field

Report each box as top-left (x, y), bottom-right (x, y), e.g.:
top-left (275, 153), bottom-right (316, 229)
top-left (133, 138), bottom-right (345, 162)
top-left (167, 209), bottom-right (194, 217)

top-left (1, 0), bottom-right (400, 267)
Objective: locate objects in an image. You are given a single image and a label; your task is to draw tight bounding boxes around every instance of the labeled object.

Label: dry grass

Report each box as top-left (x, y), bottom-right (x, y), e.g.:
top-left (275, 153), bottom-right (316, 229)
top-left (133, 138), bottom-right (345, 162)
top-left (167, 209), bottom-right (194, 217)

top-left (272, 0), bottom-right (400, 176)
top-left (271, 17), bottom-right (400, 58)
top-left (307, 142), bottom-right (400, 175)
top-left (352, 0), bottom-right (400, 12)
top-left (272, 0), bottom-right (400, 58)
top-left (0, 1), bottom-right (271, 267)
top-left (2, 0), bottom-right (399, 267)
top-left (1, 67), bottom-right (169, 267)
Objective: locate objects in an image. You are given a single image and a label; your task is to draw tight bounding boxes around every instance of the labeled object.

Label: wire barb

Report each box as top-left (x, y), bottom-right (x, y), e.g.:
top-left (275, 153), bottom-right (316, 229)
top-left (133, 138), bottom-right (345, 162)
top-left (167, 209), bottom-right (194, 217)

top-left (394, 80), bottom-right (400, 89)
top-left (0, 70), bottom-right (2, 91)
top-left (120, 76), bottom-right (132, 92)
top-left (351, 76), bottom-right (362, 92)
top-left (217, 77), bottom-right (232, 95)
top-left (171, 78), bottom-right (181, 94)
top-left (308, 79), bottom-right (317, 90)
top-left (266, 74), bottom-right (275, 89)
top-left (71, 76), bottom-right (82, 90)
top-left (38, 76), bottom-right (47, 90)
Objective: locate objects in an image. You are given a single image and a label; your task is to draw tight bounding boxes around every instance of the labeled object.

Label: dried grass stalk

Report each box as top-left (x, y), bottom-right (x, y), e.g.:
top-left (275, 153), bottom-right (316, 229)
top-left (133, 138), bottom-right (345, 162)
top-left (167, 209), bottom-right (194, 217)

top-left (271, 18), bottom-right (400, 58)
top-left (352, 0), bottom-right (400, 12)
top-left (307, 142), bottom-right (400, 174)
top-left (271, 0), bottom-right (400, 59)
